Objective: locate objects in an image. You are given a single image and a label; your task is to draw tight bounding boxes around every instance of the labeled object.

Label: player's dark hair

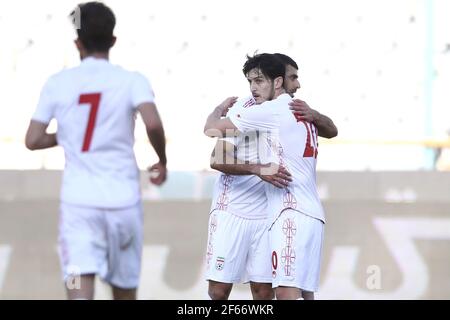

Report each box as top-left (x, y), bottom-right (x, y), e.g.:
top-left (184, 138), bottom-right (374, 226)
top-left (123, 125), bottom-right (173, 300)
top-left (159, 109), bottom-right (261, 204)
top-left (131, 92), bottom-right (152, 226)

top-left (273, 53), bottom-right (298, 70)
top-left (242, 53), bottom-right (285, 81)
top-left (70, 2), bottom-right (116, 52)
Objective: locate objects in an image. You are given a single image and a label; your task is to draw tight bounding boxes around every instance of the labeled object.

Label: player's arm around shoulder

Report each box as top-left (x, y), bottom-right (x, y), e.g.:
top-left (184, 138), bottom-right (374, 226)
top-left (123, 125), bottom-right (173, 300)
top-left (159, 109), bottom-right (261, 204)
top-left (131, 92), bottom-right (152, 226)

top-left (209, 139), bottom-right (292, 187)
top-left (209, 138), bottom-right (255, 175)
top-left (138, 102), bottom-right (167, 185)
top-left (289, 99), bottom-right (338, 138)
top-left (204, 97), bottom-right (239, 137)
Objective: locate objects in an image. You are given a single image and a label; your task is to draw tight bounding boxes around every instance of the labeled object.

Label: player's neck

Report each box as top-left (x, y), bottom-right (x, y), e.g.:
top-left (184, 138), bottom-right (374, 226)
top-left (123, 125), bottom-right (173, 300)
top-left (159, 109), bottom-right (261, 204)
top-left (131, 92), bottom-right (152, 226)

top-left (82, 52), bottom-right (109, 61)
top-left (272, 88), bottom-right (286, 100)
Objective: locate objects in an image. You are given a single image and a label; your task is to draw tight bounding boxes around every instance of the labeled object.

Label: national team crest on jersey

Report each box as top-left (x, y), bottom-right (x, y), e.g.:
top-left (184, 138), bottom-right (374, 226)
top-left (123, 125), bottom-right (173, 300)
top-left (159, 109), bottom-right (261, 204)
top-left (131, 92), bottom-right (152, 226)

top-left (215, 256), bottom-right (225, 271)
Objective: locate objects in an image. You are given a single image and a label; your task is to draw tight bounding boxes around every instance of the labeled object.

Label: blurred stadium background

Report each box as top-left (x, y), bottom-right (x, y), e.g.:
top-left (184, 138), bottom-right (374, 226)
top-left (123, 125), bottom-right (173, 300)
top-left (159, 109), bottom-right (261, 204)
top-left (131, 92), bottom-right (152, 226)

top-left (0, 0), bottom-right (449, 299)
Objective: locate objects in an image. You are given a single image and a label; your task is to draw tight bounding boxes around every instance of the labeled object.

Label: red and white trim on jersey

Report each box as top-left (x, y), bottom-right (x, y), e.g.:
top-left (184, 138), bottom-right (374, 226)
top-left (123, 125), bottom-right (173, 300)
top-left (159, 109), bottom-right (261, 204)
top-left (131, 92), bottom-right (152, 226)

top-left (243, 98), bottom-right (256, 108)
top-left (283, 191), bottom-right (298, 209)
top-left (215, 174), bottom-right (234, 211)
top-left (206, 213), bottom-right (218, 268)
top-left (266, 135), bottom-right (299, 211)
top-left (281, 217), bottom-right (297, 277)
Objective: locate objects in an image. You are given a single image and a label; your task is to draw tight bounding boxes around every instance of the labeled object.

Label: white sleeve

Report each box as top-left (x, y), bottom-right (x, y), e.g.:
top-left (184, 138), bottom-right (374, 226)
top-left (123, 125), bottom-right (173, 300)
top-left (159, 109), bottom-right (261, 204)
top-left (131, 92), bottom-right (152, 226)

top-left (32, 77), bottom-right (57, 124)
top-left (229, 102), bottom-right (279, 133)
top-left (131, 72), bottom-right (155, 108)
top-left (226, 96), bottom-right (253, 118)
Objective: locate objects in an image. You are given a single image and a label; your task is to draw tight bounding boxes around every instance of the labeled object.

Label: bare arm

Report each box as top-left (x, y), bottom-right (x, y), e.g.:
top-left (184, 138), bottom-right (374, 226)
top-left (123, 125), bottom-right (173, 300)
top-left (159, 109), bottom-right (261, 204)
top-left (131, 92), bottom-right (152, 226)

top-left (289, 99), bottom-right (338, 138)
top-left (311, 111), bottom-right (338, 138)
top-left (210, 139), bottom-right (292, 188)
top-left (210, 139), bottom-right (261, 176)
top-left (25, 120), bottom-right (57, 150)
top-left (204, 97), bottom-right (239, 137)
top-left (138, 102), bottom-right (167, 185)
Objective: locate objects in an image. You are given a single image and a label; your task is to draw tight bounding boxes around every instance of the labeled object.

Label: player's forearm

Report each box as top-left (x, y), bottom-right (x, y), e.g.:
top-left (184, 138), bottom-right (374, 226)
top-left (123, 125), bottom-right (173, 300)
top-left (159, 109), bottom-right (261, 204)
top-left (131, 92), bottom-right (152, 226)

top-left (211, 161), bottom-right (260, 176)
top-left (147, 127), bottom-right (167, 165)
top-left (210, 143), bottom-right (260, 176)
top-left (25, 133), bottom-right (57, 150)
top-left (204, 106), bottom-right (224, 137)
top-left (312, 111), bottom-right (338, 138)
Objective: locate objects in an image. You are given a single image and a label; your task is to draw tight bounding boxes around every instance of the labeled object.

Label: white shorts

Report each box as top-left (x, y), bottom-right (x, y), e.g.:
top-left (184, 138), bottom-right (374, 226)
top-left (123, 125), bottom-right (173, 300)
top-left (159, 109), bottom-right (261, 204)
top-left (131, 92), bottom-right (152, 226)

top-left (270, 209), bottom-right (324, 292)
top-left (58, 202), bottom-right (143, 289)
top-left (205, 210), bottom-right (272, 284)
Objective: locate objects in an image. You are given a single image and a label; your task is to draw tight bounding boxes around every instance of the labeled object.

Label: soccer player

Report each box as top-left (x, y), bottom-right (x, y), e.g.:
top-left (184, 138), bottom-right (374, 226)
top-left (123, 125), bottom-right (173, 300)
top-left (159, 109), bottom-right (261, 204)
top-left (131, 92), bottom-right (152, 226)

top-left (25, 2), bottom-right (167, 300)
top-left (205, 53), bottom-right (329, 300)
top-left (205, 53), bottom-right (336, 300)
top-left (273, 53), bottom-right (337, 139)
top-left (205, 96), bottom-right (291, 300)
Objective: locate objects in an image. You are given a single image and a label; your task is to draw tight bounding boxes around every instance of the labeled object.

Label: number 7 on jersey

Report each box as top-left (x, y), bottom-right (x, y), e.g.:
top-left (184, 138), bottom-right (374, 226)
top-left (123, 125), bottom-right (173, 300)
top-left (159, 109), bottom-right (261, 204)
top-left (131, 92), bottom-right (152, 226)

top-left (79, 93), bottom-right (102, 152)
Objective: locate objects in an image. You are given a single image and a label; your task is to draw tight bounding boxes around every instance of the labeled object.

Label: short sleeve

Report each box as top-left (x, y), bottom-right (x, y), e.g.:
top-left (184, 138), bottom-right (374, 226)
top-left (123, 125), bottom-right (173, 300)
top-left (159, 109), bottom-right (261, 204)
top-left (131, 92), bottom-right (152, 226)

top-left (32, 77), bottom-right (57, 124)
top-left (131, 72), bottom-right (155, 108)
top-left (226, 96), bottom-right (252, 118)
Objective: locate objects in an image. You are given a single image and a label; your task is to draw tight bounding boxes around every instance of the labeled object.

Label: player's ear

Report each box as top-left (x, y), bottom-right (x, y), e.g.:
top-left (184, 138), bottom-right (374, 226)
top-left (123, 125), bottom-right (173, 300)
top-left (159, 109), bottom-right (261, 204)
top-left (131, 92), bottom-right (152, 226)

top-left (274, 76), bottom-right (284, 90)
top-left (74, 38), bottom-right (85, 52)
top-left (110, 36), bottom-right (117, 49)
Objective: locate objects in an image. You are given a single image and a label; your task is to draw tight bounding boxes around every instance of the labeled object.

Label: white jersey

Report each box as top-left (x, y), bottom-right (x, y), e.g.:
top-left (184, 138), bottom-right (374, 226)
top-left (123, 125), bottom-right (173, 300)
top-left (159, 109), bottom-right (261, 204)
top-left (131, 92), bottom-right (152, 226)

top-left (229, 93), bottom-right (325, 223)
top-left (32, 57), bottom-right (155, 208)
top-left (210, 96), bottom-right (268, 219)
